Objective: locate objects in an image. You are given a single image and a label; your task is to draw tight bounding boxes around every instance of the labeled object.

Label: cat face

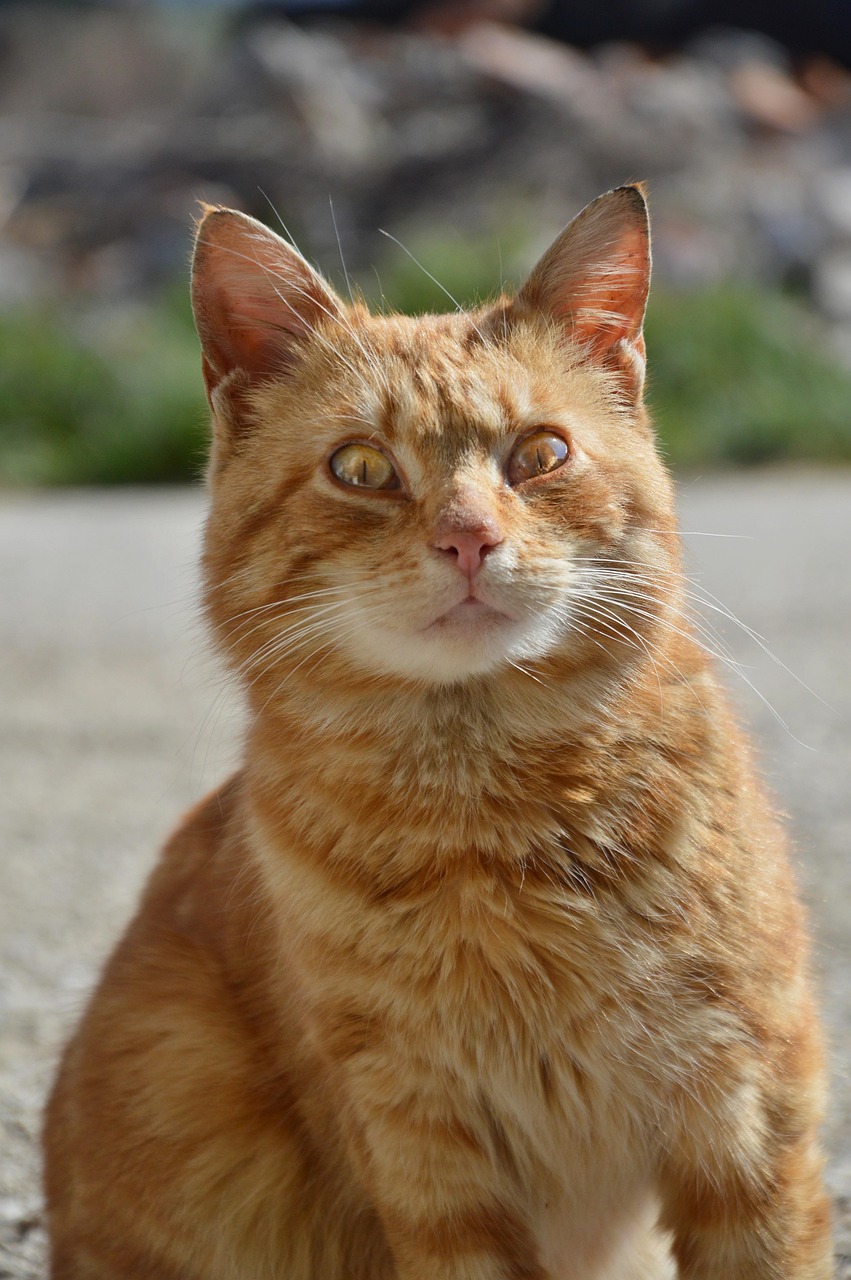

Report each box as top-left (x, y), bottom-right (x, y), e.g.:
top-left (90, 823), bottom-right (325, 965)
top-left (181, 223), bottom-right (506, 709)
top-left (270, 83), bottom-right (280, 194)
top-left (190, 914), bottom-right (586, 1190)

top-left (194, 189), bottom-right (678, 693)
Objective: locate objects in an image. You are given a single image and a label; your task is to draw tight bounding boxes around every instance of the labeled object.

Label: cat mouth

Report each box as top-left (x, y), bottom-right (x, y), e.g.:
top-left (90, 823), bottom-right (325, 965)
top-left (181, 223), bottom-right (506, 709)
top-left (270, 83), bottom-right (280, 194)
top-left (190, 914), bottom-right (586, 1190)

top-left (426, 596), bottom-right (515, 631)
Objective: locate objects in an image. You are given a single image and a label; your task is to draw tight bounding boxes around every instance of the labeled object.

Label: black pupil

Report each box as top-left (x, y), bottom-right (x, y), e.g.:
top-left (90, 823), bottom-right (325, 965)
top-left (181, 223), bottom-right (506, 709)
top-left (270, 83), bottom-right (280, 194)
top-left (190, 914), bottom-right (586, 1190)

top-left (531, 436), bottom-right (562, 474)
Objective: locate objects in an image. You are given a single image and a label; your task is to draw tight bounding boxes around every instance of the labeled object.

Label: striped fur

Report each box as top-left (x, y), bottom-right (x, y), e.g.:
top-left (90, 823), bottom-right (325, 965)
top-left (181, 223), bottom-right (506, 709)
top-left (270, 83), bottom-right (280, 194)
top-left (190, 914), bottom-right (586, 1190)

top-left (44, 188), bottom-right (832, 1279)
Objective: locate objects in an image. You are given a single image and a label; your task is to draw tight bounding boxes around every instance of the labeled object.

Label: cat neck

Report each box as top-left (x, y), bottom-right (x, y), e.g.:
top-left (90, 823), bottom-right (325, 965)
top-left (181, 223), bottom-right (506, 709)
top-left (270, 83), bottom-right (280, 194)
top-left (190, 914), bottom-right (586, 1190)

top-left (241, 646), bottom-right (712, 884)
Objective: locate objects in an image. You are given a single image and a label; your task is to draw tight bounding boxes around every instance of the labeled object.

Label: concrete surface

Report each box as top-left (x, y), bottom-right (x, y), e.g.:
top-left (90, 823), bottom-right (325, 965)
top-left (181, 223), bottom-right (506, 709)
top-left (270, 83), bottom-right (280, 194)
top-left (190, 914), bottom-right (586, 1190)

top-left (1, 474), bottom-right (849, 1276)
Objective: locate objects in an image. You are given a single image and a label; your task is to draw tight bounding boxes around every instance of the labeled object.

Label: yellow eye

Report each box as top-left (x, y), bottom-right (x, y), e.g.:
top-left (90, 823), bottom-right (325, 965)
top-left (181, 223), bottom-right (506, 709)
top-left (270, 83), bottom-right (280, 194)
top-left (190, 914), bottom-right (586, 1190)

top-left (329, 443), bottom-right (400, 491)
top-left (507, 430), bottom-right (570, 486)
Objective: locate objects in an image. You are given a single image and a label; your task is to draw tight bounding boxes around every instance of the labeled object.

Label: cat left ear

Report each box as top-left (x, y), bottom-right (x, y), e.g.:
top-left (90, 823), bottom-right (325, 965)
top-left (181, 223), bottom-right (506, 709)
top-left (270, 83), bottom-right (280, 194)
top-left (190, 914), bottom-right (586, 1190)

top-left (514, 185), bottom-right (651, 402)
top-left (191, 206), bottom-right (344, 409)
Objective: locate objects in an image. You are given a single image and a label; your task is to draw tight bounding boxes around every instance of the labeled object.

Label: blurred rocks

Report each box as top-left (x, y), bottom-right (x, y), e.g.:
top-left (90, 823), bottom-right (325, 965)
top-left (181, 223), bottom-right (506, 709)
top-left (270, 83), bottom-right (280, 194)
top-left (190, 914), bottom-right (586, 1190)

top-left (2, 2), bottom-right (851, 344)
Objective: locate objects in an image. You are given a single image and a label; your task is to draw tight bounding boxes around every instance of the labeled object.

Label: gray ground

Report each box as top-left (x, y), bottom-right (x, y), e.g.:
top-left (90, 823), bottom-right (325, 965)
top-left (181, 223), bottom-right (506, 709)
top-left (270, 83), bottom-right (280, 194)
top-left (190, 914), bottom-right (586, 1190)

top-left (1, 474), bottom-right (849, 1277)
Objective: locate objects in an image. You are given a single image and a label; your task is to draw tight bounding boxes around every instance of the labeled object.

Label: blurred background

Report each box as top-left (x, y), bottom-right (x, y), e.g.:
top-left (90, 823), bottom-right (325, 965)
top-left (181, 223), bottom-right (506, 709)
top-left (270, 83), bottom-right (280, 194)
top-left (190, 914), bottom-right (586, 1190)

top-left (2, 3), bottom-right (851, 1278)
top-left (2, 0), bottom-right (851, 479)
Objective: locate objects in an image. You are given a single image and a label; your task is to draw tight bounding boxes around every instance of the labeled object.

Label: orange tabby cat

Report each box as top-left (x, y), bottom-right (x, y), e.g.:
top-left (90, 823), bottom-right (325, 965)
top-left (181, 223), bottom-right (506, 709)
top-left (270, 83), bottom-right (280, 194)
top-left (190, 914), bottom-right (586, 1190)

top-left (44, 186), bottom-right (833, 1279)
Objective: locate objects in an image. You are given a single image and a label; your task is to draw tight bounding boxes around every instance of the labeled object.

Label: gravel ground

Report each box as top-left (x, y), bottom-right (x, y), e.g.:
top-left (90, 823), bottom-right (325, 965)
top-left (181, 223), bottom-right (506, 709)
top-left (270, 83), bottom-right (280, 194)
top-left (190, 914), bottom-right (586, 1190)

top-left (1, 474), bottom-right (849, 1277)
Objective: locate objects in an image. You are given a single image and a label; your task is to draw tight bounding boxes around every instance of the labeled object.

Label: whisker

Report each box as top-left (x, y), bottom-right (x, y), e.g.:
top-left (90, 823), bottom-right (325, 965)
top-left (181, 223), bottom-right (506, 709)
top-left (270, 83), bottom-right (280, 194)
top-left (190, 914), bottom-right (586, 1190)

top-left (572, 577), bottom-right (813, 745)
top-left (219, 584), bottom-right (354, 632)
top-left (566, 597), bottom-right (667, 708)
top-left (681, 581), bottom-right (832, 712)
top-left (572, 569), bottom-right (744, 665)
top-left (256, 186), bottom-right (300, 249)
top-left (377, 228), bottom-right (489, 347)
top-left (506, 658), bottom-right (547, 687)
top-left (329, 195), bottom-right (354, 304)
top-left (220, 597), bottom-right (358, 663)
top-left (255, 605), bottom-right (389, 712)
top-left (237, 599), bottom-right (366, 680)
top-left (275, 275), bottom-right (392, 396)
top-left (572, 549), bottom-right (829, 713)
top-left (573, 577), bottom-right (739, 667)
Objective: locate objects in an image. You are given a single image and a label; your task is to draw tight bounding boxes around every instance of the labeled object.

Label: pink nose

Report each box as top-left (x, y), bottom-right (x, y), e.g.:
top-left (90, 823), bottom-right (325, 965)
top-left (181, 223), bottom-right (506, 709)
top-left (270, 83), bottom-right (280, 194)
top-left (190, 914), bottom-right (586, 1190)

top-left (433, 527), bottom-right (502, 579)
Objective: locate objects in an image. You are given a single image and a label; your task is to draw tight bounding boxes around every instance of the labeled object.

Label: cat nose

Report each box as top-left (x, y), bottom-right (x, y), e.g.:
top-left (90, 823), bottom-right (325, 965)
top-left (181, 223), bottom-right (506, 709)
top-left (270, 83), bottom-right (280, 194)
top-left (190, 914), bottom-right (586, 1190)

top-left (433, 527), bottom-right (502, 578)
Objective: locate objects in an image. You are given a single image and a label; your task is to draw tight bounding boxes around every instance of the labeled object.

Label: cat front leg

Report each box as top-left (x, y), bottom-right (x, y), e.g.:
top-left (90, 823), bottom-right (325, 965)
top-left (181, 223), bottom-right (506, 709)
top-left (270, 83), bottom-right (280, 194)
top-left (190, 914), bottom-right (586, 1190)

top-left (379, 1200), bottom-right (548, 1280)
top-left (658, 1066), bottom-right (833, 1278)
top-left (661, 1141), bottom-right (832, 1279)
top-left (340, 1062), bottom-right (548, 1280)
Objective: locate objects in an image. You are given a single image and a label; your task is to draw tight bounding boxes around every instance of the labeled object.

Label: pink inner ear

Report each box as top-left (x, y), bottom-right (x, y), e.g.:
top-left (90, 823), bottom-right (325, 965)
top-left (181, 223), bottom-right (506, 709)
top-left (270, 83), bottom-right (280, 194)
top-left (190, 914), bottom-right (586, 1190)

top-left (516, 187), bottom-right (651, 364)
top-left (207, 275), bottom-right (309, 379)
top-left (556, 225), bottom-right (650, 356)
top-left (192, 209), bottom-right (342, 400)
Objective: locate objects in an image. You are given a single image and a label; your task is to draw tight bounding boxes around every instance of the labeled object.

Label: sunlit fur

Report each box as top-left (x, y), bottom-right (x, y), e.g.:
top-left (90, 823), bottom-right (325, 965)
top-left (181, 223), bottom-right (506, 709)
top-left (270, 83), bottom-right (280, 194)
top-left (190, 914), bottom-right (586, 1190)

top-left (44, 189), bottom-right (832, 1280)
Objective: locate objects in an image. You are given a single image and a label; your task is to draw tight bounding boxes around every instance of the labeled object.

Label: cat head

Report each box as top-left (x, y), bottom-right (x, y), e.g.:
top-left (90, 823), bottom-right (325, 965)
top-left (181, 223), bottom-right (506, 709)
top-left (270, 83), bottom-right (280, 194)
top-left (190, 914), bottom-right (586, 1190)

top-left (192, 188), bottom-right (678, 698)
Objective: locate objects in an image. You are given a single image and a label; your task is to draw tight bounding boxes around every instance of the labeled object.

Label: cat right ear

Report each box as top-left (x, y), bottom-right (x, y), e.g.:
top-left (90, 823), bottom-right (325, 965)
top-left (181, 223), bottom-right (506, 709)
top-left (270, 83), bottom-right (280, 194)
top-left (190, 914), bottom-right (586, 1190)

top-left (513, 185), bottom-right (651, 403)
top-left (191, 207), bottom-right (344, 413)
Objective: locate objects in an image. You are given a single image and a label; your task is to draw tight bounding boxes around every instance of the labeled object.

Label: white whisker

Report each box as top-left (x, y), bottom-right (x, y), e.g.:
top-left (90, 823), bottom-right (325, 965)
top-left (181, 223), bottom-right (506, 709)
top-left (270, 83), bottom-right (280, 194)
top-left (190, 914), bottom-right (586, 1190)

top-left (377, 228), bottom-right (490, 347)
top-left (329, 195), bottom-right (354, 304)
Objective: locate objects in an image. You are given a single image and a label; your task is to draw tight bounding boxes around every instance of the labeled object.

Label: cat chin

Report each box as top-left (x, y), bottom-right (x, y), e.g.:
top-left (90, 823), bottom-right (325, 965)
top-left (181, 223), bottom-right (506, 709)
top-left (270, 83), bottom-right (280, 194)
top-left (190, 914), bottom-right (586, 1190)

top-left (338, 611), bottom-right (563, 685)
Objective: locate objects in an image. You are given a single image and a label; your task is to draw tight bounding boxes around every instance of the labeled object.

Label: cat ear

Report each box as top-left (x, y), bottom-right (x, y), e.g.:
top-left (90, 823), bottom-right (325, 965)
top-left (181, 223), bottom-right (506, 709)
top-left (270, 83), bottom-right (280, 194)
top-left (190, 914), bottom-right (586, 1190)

top-left (514, 185), bottom-right (650, 402)
top-left (191, 206), bottom-right (344, 407)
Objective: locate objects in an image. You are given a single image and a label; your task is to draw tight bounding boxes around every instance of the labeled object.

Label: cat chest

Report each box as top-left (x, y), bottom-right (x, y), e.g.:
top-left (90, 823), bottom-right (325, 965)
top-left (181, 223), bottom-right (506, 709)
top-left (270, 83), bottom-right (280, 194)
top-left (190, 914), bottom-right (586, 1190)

top-left (334, 893), bottom-right (652, 1277)
top-left (297, 864), bottom-right (655, 1146)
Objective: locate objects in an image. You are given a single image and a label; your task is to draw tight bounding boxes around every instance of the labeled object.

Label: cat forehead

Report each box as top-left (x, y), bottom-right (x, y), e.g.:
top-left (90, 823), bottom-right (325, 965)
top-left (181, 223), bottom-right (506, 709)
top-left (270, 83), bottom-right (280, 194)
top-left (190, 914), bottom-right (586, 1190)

top-left (321, 310), bottom-right (598, 446)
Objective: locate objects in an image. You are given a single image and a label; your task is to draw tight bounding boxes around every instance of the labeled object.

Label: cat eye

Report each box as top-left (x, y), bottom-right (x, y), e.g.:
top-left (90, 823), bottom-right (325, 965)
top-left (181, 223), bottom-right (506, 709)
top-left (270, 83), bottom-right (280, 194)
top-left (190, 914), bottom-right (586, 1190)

top-left (329, 443), bottom-right (401, 492)
top-left (507, 430), bottom-right (570, 486)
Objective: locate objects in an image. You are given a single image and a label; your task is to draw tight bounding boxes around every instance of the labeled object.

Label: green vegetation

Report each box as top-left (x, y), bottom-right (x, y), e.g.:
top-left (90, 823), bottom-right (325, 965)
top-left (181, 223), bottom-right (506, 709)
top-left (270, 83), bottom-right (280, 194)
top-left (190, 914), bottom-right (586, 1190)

top-left (0, 291), bottom-right (207, 486)
top-left (645, 285), bottom-right (851, 467)
top-left (2, 254), bottom-right (850, 486)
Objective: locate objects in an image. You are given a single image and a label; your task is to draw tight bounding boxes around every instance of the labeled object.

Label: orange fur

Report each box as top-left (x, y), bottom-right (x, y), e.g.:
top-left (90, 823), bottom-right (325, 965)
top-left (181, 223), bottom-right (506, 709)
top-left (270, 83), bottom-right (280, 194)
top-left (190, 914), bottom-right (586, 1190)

top-left (44, 188), bottom-right (833, 1279)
